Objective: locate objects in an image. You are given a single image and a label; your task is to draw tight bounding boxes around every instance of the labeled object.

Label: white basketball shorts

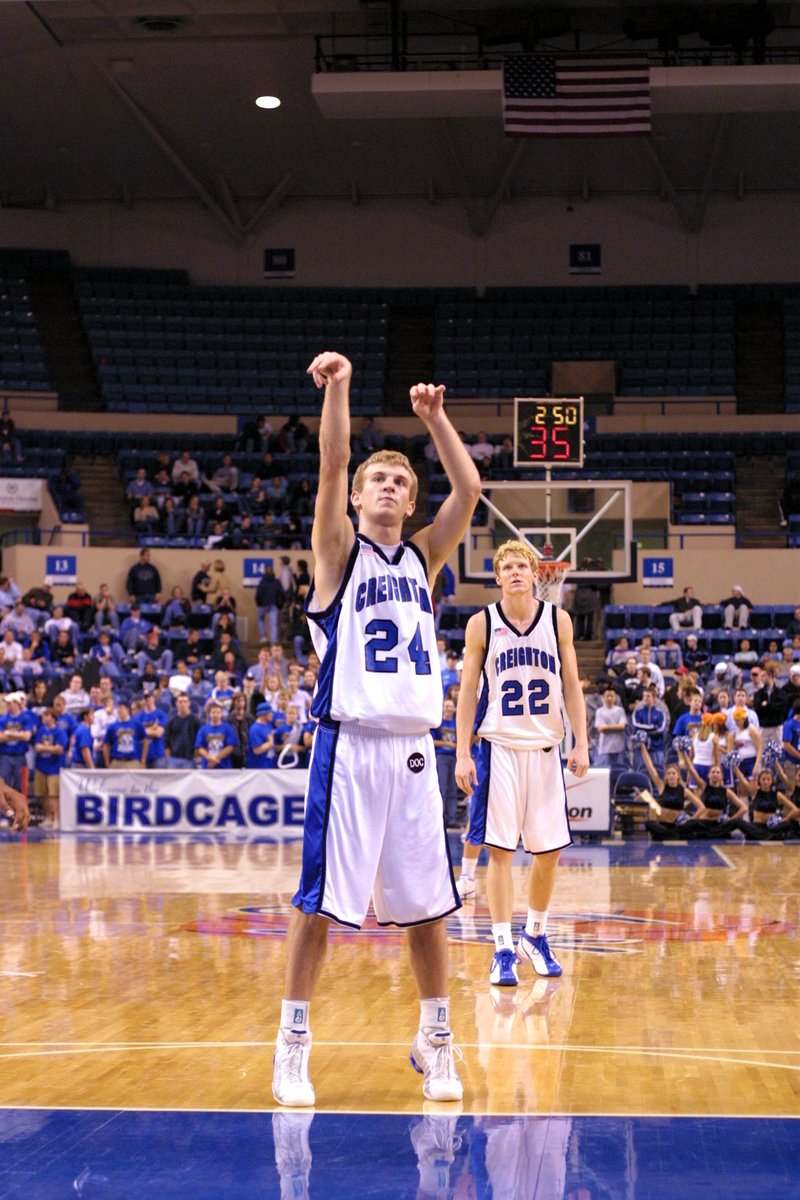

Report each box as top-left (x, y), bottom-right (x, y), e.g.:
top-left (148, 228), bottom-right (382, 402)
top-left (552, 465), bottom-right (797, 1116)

top-left (293, 720), bottom-right (460, 928)
top-left (467, 739), bottom-right (572, 854)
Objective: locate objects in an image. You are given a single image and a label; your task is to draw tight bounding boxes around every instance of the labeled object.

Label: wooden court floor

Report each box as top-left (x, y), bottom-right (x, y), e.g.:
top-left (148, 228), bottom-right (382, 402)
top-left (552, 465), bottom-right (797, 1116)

top-left (0, 830), bottom-right (798, 1122)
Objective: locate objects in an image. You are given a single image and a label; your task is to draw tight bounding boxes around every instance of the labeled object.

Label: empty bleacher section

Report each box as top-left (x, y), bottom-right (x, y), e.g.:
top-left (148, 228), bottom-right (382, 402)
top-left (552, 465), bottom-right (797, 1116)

top-left (2, 253), bottom-right (800, 420)
top-left (4, 251), bottom-right (800, 557)
top-left (0, 250), bottom-right (53, 394)
top-left (73, 269), bottom-right (389, 415)
top-left (434, 285), bottom-right (737, 398)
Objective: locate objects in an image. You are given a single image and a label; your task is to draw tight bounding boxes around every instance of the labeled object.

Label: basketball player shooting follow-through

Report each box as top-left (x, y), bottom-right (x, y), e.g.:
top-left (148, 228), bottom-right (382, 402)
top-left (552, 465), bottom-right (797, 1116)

top-left (272, 350), bottom-right (481, 1108)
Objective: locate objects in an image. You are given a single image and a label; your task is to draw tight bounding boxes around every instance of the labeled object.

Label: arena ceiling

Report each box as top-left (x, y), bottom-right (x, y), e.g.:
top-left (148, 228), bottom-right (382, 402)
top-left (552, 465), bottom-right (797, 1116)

top-left (2, 1), bottom-right (800, 241)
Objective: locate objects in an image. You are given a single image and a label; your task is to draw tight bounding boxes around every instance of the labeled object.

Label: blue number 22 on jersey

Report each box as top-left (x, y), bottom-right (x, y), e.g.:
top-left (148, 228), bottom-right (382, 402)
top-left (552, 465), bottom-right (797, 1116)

top-left (500, 678), bottom-right (550, 716)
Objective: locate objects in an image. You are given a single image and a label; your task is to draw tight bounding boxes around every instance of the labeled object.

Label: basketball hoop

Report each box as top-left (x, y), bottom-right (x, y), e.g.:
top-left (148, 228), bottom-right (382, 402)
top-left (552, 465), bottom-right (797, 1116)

top-left (535, 560), bottom-right (570, 606)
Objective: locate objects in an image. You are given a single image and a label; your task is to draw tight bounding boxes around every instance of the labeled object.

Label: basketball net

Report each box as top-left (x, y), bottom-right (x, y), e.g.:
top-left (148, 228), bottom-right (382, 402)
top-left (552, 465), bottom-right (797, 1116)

top-left (535, 560), bottom-right (570, 606)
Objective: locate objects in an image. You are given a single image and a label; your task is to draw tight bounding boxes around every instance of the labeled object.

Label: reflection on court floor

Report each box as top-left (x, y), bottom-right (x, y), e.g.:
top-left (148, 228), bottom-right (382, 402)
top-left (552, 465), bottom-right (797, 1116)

top-left (2, 830), bottom-right (799, 1197)
top-left (2, 1110), bottom-right (798, 1199)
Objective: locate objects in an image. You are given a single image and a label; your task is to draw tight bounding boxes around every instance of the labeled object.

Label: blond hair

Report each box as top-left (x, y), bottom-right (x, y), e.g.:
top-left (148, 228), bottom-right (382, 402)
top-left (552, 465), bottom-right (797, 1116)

top-left (351, 451), bottom-right (419, 502)
top-left (492, 539), bottom-right (540, 575)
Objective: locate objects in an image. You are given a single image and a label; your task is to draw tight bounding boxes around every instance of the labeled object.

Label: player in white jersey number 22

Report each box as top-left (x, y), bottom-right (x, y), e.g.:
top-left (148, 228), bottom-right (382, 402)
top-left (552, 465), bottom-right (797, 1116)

top-left (455, 540), bottom-right (589, 987)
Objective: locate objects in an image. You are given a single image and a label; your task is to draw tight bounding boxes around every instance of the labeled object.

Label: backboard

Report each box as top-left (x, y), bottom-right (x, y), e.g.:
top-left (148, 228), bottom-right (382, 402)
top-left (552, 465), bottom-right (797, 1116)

top-left (459, 477), bottom-right (636, 585)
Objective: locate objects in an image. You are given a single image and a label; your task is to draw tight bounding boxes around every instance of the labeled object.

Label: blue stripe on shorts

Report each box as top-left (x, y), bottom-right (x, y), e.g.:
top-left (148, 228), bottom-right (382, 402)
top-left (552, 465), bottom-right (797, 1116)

top-left (466, 739), bottom-right (491, 846)
top-left (293, 720), bottom-right (338, 914)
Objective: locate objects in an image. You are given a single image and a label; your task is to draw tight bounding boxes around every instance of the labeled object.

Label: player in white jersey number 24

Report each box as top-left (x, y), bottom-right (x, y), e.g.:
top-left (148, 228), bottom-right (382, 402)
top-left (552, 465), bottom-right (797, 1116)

top-left (272, 350), bottom-right (482, 1109)
top-left (455, 540), bottom-right (589, 988)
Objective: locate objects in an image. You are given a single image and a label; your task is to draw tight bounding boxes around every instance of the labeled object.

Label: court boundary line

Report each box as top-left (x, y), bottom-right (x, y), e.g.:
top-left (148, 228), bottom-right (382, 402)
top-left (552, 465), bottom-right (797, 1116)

top-left (1, 1041), bottom-right (799, 1076)
top-left (712, 845), bottom-right (736, 868)
top-left (0, 1102), bottom-right (797, 1120)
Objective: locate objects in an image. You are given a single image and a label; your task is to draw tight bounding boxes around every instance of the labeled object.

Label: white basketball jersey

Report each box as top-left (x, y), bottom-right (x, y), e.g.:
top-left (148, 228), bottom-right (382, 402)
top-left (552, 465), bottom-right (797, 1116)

top-left (475, 601), bottom-right (564, 749)
top-left (306, 534), bottom-right (442, 735)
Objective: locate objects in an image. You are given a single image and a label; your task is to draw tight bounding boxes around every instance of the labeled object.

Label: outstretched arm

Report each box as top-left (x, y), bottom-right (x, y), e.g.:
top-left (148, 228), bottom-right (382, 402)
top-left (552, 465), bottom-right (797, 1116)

top-left (732, 762), bottom-right (755, 797)
top-left (307, 352), bottom-right (355, 610)
top-left (409, 384), bottom-right (482, 579)
top-left (682, 750), bottom-right (705, 790)
top-left (639, 742), bottom-right (664, 792)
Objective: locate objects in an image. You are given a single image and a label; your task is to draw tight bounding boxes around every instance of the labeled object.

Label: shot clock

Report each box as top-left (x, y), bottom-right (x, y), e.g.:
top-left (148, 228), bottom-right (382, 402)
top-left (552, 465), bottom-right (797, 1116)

top-left (513, 397), bottom-right (584, 468)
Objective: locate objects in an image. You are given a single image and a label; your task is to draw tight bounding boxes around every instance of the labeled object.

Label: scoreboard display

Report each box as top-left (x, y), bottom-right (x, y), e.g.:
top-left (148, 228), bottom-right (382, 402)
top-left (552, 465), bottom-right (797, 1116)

top-left (513, 398), bottom-right (584, 468)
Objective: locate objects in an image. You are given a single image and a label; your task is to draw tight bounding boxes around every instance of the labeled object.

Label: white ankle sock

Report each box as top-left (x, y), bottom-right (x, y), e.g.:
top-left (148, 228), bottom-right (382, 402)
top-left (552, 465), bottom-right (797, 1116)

top-left (281, 998), bottom-right (310, 1035)
top-left (525, 909), bottom-right (548, 937)
top-left (492, 923), bottom-right (513, 952)
top-left (420, 997), bottom-right (450, 1034)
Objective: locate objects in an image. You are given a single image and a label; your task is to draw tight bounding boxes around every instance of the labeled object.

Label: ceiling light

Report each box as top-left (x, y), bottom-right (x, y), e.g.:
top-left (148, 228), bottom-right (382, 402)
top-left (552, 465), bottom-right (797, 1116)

top-left (256, 96), bottom-right (281, 110)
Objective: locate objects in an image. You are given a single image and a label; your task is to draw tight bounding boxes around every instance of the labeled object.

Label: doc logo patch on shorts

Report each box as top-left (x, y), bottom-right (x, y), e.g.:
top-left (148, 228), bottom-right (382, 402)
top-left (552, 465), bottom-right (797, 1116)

top-left (407, 752), bottom-right (425, 774)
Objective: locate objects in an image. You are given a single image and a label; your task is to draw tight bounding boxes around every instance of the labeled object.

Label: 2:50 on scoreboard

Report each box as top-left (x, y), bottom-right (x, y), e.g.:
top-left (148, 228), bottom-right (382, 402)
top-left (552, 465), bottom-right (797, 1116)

top-left (513, 398), bottom-right (584, 468)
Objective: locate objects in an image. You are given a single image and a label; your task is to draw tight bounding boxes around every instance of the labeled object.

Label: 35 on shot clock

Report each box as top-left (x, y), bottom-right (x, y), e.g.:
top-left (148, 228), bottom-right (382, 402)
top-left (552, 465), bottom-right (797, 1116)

top-left (513, 397), bottom-right (584, 468)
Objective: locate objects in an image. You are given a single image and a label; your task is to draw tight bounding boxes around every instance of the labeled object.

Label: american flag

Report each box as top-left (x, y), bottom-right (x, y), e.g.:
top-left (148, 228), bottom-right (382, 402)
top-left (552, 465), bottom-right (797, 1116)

top-left (502, 55), bottom-right (651, 137)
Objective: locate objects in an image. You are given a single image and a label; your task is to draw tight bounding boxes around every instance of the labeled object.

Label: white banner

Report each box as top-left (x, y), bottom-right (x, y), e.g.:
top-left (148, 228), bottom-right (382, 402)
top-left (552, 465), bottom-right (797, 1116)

top-left (0, 477), bottom-right (42, 511)
top-left (565, 767), bottom-right (611, 835)
top-left (59, 764), bottom-right (610, 835)
top-left (60, 768), bottom-right (309, 834)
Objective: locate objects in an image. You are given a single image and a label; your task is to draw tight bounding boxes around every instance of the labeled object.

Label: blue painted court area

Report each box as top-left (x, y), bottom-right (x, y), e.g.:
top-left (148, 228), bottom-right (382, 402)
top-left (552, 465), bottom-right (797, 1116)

top-left (2, 1110), bottom-right (799, 1200)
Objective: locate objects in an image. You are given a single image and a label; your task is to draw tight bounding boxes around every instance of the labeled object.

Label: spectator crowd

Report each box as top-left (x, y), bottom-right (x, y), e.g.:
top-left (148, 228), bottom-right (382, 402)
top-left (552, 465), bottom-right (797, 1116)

top-left (0, 552), bottom-right (317, 829)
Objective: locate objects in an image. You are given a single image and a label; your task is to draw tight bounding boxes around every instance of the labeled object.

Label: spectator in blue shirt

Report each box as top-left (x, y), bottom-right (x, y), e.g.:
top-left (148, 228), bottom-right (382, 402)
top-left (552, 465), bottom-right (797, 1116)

top-left (187, 666), bottom-right (212, 713)
top-left (52, 694), bottom-right (77, 753)
top-left (103, 701), bottom-right (142, 767)
top-left (195, 702), bottom-right (237, 769)
top-left (672, 690), bottom-right (704, 738)
top-left (136, 693), bottom-right (167, 768)
top-left (0, 575), bottom-right (21, 612)
top-left (119, 605), bottom-right (152, 653)
top-left (631, 687), bottom-right (667, 773)
top-left (88, 631), bottom-right (125, 680)
top-left (71, 708), bottom-right (96, 769)
top-left (0, 695), bottom-right (35, 791)
top-left (33, 708), bottom-right (69, 828)
top-left (126, 467), bottom-right (154, 510)
top-left (440, 651), bottom-right (460, 695)
top-left (162, 585), bottom-right (192, 629)
top-left (246, 704), bottom-right (276, 768)
top-left (209, 668), bottom-right (236, 717)
top-left (781, 699), bottom-right (800, 777)
top-left (0, 600), bottom-right (35, 641)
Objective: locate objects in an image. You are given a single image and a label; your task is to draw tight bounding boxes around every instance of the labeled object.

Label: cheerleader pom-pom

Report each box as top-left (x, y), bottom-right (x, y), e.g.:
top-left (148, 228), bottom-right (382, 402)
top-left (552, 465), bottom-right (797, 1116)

top-left (762, 740), bottom-right (782, 767)
top-left (630, 729), bottom-right (650, 746)
top-left (722, 751), bottom-right (741, 769)
top-left (672, 735), bottom-right (694, 754)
